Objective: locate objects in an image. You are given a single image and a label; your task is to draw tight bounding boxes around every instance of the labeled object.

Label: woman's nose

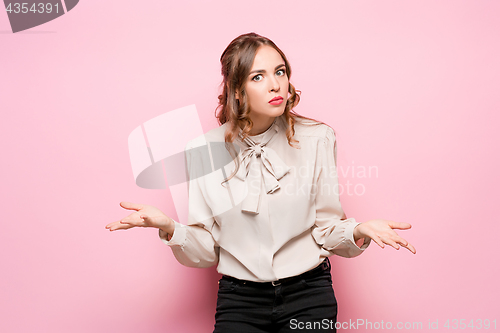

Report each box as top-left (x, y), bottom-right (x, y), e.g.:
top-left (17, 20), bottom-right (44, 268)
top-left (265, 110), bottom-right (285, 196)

top-left (269, 76), bottom-right (280, 92)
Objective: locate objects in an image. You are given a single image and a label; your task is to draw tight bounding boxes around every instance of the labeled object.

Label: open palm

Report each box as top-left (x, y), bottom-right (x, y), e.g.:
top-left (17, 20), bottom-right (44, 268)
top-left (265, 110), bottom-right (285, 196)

top-left (354, 219), bottom-right (416, 254)
top-left (105, 202), bottom-right (170, 231)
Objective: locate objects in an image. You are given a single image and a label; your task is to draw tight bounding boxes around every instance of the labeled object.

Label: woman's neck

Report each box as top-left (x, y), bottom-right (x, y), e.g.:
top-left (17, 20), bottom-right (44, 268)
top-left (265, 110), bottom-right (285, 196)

top-left (248, 117), bottom-right (276, 136)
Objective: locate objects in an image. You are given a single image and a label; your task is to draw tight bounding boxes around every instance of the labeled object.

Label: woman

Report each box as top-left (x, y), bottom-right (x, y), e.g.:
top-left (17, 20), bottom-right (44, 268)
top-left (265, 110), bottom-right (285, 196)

top-left (106, 32), bottom-right (416, 332)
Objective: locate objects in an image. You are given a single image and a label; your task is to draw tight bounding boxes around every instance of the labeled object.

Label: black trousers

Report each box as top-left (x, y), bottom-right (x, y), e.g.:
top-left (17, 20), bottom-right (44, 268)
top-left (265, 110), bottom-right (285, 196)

top-left (213, 258), bottom-right (337, 333)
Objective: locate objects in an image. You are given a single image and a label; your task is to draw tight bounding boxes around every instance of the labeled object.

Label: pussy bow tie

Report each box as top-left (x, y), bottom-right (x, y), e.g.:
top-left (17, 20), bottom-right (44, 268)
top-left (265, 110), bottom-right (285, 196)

top-left (235, 122), bottom-right (291, 214)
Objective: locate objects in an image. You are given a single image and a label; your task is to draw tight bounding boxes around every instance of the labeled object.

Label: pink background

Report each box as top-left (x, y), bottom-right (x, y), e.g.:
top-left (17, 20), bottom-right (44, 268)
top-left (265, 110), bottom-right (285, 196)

top-left (1, 0), bottom-right (499, 332)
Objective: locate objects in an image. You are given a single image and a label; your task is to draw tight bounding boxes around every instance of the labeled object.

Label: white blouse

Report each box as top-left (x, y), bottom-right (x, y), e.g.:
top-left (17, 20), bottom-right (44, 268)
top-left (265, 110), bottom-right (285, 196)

top-left (159, 114), bottom-right (370, 282)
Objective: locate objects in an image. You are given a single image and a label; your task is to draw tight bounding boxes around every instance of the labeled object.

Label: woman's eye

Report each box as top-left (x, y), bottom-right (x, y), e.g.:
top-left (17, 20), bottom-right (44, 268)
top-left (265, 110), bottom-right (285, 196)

top-left (252, 74), bottom-right (263, 82)
top-left (276, 69), bottom-right (286, 76)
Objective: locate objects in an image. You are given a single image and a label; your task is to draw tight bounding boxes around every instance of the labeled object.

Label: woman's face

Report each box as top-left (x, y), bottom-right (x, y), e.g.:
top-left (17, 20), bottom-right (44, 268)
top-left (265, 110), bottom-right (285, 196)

top-left (240, 45), bottom-right (289, 131)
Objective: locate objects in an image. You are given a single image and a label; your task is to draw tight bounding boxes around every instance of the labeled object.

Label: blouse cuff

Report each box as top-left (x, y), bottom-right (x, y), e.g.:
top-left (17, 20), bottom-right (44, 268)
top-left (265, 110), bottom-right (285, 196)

top-left (345, 222), bottom-right (371, 250)
top-left (158, 221), bottom-right (186, 248)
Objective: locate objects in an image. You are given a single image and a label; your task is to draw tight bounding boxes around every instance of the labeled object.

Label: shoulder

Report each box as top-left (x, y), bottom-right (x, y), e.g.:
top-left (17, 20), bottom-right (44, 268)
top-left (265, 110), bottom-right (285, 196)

top-left (291, 116), bottom-right (336, 144)
top-left (184, 123), bottom-right (228, 151)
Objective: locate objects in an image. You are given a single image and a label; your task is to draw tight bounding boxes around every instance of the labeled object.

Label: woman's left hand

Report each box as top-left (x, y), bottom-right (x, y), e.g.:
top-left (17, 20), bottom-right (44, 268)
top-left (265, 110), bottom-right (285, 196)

top-left (353, 220), bottom-right (416, 254)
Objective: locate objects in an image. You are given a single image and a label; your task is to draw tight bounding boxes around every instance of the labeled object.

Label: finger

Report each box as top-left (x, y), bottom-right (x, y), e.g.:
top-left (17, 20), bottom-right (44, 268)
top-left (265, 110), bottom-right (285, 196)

top-left (380, 236), bottom-right (400, 250)
top-left (402, 241), bottom-right (417, 254)
top-left (116, 223), bottom-right (136, 230)
top-left (120, 201), bottom-right (144, 211)
top-left (391, 235), bottom-right (416, 254)
top-left (393, 236), bottom-right (409, 247)
top-left (362, 229), bottom-right (386, 249)
top-left (391, 234), bottom-right (417, 254)
top-left (107, 221), bottom-right (136, 231)
top-left (120, 217), bottom-right (143, 224)
top-left (120, 212), bottom-right (143, 224)
top-left (106, 220), bottom-right (123, 229)
top-left (379, 232), bottom-right (416, 253)
top-left (120, 218), bottom-right (145, 227)
top-left (388, 221), bottom-right (412, 230)
top-left (140, 215), bottom-right (154, 226)
top-left (370, 235), bottom-right (385, 249)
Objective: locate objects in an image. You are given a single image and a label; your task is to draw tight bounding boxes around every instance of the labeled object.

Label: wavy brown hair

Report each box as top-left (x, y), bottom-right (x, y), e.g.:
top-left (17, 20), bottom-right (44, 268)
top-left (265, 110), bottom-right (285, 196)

top-left (215, 32), bottom-right (325, 185)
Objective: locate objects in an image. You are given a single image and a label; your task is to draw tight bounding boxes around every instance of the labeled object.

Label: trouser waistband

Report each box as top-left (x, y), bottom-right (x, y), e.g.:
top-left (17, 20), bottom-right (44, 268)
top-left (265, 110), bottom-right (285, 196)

top-left (221, 257), bottom-right (331, 288)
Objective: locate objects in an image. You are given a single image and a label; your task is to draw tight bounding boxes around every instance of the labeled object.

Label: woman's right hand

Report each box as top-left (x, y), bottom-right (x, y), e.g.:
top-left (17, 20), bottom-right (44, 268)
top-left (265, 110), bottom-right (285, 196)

top-left (105, 202), bottom-right (175, 236)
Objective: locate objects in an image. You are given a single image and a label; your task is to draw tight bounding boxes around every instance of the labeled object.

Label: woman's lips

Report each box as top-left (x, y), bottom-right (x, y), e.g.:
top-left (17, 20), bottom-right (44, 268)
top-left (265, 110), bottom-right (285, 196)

top-left (269, 97), bottom-right (284, 105)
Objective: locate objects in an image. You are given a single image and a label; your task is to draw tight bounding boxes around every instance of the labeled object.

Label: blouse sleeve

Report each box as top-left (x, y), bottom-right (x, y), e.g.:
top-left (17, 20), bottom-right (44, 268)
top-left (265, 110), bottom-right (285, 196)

top-left (158, 141), bottom-right (220, 268)
top-left (311, 127), bottom-right (371, 258)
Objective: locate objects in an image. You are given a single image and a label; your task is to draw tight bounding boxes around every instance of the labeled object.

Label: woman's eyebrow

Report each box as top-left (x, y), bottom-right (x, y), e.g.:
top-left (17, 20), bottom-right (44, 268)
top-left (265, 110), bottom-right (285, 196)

top-left (249, 63), bottom-right (286, 75)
